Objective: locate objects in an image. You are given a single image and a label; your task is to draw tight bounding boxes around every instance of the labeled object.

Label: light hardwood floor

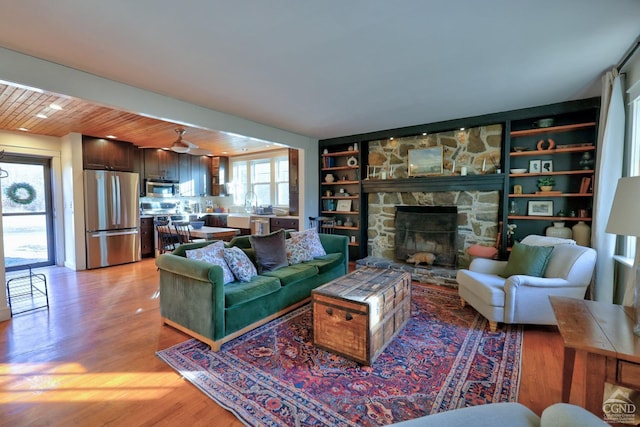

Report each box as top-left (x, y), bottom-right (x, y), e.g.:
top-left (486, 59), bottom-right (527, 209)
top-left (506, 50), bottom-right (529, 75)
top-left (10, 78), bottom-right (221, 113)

top-left (0, 259), bottom-right (581, 426)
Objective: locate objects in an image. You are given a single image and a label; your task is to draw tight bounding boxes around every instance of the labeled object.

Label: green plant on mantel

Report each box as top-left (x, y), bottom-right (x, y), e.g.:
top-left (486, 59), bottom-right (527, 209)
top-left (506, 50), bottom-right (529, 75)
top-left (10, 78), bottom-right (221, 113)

top-left (538, 177), bottom-right (555, 187)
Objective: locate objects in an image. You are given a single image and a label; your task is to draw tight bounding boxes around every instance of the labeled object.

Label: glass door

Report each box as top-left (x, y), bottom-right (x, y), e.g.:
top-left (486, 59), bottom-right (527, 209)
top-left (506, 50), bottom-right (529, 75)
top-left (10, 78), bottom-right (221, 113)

top-left (1, 155), bottom-right (54, 271)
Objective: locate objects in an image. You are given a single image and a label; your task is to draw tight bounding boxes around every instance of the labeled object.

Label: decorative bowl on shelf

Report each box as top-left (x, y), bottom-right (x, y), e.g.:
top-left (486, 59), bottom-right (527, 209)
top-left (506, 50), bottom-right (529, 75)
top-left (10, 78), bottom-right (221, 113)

top-left (510, 168), bottom-right (527, 174)
top-left (190, 221), bottom-right (204, 229)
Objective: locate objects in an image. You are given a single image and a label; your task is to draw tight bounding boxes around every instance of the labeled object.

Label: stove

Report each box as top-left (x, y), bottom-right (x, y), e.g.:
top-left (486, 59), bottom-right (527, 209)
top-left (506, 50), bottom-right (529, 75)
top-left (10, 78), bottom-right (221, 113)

top-left (140, 202), bottom-right (187, 223)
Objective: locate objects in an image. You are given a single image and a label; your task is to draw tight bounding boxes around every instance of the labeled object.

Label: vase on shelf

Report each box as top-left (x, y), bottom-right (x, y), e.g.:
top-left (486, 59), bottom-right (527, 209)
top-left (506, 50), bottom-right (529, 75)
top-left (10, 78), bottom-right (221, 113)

top-left (509, 200), bottom-right (519, 215)
top-left (546, 222), bottom-right (572, 239)
top-left (572, 221), bottom-right (591, 247)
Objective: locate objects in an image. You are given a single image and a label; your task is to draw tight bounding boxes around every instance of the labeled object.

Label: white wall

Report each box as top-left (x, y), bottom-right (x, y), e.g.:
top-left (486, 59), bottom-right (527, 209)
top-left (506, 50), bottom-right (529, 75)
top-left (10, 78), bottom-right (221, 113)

top-left (60, 133), bottom-right (85, 270)
top-left (0, 48), bottom-right (321, 223)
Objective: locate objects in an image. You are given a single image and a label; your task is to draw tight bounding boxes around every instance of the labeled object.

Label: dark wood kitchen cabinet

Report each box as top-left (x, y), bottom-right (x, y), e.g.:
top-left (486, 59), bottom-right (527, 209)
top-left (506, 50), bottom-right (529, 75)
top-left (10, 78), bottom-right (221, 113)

top-left (192, 155), bottom-right (213, 197)
top-left (144, 148), bottom-right (179, 181)
top-left (140, 217), bottom-right (154, 257)
top-left (270, 217), bottom-right (299, 231)
top-left (82, 136), bottom-right (134, 171)
top-left (211, 156), bottom-right (228, 196)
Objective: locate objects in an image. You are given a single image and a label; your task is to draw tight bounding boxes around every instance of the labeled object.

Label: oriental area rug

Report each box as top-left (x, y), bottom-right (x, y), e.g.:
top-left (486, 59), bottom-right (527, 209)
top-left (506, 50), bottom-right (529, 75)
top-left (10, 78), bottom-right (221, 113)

top-left (157, 284), bottom-right (523, 427)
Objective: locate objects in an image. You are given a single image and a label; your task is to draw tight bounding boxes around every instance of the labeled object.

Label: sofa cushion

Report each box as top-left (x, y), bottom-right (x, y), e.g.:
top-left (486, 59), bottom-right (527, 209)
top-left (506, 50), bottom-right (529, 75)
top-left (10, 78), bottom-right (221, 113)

top-left (250, 229), bottom-right (289, 273)
top-left (185, 241), bottom-right (234, 284)
top-left (304, 252), bottom-right (344, 274)
top-left (224, 275), bottom-right (282, 307)
top-left (262, 263), bottom-right (318, 286)
top-left (500, 242), bottom-right (553, 278)
top-left (290, 228), bottom-right (326, 257)
top-left (285, 236), bottom-right (314, 264)
top-left (223, 246), bottom-right (258, 282)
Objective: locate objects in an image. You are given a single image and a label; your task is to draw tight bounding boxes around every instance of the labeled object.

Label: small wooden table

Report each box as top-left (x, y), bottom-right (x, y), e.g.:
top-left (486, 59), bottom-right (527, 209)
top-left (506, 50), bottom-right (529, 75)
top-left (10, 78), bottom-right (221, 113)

top-left (312, 267), bottom-right (411, 365)
top-left (550, 296), bottom-right (640, 419)
top-left (189, 226), bottom-right (239, 241)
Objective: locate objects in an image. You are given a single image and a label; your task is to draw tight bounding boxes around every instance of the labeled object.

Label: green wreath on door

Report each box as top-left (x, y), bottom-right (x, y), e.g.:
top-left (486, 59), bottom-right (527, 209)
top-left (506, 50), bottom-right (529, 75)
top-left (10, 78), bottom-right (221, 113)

top-left (5, 182), bottom-right (36, 205)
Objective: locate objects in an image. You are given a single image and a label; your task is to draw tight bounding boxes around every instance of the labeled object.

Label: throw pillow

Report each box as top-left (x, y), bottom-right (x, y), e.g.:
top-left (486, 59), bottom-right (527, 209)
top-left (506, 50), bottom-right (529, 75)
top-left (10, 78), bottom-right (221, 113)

top-left (500, 242), bottom-right (554, 278)
top-left (185, 241), bottom-right (234, 284)
top-left (249, 229), bottom-right (289, 273)
top-left (285, 236), bottom-right (314, 264)
top-left (223, 246), bottom-right (258, 282)
top-left (290, 228), bottom-right (326, 258)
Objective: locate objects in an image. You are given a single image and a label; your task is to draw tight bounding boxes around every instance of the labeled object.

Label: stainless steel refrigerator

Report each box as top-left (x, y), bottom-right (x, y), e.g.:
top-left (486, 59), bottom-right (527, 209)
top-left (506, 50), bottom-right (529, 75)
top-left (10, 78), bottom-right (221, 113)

top-left (84, 170), bottom-right (141, 269)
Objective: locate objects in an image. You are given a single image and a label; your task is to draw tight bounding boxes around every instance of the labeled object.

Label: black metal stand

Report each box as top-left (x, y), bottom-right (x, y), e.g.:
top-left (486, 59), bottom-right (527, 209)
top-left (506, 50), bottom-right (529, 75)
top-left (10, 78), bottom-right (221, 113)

top-left (6, 266), bottom-right (49, 316)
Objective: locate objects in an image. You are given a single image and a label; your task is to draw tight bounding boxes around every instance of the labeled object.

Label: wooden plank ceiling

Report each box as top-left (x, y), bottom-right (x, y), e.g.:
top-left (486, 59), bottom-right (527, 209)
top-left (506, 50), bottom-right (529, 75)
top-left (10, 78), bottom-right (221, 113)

top-left (0, 83), bottom-right (279, 156)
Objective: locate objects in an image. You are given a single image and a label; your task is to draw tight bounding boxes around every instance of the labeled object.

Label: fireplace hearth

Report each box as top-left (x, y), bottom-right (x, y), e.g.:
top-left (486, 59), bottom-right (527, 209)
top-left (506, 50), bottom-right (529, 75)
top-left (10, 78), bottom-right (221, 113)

top-left (395, 205), bottom-right (458, 268)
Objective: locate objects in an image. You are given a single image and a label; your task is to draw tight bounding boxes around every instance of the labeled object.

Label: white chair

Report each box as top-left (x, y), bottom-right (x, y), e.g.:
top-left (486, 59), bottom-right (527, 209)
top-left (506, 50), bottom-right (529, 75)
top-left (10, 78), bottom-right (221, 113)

top-left (456, 235), bottom-right (597, 331)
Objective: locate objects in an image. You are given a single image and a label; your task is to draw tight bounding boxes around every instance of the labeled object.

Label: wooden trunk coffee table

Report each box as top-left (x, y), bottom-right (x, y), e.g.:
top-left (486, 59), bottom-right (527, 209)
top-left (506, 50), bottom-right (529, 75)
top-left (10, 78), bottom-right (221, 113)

top-left (312, 267), bottom-right (411, 365)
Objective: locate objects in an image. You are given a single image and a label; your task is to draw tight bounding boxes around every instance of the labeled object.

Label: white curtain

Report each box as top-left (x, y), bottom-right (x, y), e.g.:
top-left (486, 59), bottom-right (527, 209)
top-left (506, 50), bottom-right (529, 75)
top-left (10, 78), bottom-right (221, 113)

top-left (591, 69), bottom-right (625, 303)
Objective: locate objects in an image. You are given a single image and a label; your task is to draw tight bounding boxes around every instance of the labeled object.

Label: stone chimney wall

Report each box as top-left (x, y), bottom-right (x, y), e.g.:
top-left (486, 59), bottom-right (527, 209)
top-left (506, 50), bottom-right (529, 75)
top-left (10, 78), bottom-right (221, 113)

top-left (366, 124), bottom-right (502, 269)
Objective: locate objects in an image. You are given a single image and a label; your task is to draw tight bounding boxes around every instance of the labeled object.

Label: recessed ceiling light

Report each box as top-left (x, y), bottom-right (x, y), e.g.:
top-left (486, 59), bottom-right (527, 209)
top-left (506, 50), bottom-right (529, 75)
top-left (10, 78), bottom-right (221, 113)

top-left (49, 103), bottom-right (62, 110)
top-left (18, 127), bottom-right (29, 132)
top-left (36, 113), bottom-right (48, 119)
top-left (106, 135), bottom-right (117, 139)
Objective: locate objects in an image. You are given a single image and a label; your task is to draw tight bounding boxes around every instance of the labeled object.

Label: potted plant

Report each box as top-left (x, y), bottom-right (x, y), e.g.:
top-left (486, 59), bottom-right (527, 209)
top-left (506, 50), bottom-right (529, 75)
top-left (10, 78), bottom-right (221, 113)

top-left (538, 176), bottom-right (555, 192)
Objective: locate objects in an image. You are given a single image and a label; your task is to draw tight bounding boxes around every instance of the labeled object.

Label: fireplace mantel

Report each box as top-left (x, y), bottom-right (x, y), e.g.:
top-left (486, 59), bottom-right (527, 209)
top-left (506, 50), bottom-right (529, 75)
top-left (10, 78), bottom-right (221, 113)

top-left (361, 174), bottom-right (505, 193)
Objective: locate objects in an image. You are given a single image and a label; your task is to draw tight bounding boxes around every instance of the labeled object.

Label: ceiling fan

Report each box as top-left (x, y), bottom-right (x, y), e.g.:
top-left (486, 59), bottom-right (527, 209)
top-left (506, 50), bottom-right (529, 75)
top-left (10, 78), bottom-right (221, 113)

top-left (170, 128), bottom-right (198, 153)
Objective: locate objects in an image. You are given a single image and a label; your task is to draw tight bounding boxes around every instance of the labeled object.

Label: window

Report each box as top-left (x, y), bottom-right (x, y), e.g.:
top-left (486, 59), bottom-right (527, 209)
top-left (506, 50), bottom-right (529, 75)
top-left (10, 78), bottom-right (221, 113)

top-left (623, 92), bottom-right (640, 258)
top-left (230, 150), bottom-right (289, 208)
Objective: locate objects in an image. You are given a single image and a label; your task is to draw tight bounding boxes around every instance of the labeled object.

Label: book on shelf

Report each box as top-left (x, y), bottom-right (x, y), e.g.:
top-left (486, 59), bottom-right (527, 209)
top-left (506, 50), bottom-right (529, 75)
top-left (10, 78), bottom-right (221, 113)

top-left (579, 176), bottom-right (592, 193)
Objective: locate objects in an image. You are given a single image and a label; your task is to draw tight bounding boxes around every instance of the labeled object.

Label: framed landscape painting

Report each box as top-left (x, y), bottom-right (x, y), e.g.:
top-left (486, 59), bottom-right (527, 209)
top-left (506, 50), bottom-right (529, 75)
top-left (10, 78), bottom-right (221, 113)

top-left (528, 200), bottom-right (553, 216)
top-left (408, 147), bottom-right (443, 177)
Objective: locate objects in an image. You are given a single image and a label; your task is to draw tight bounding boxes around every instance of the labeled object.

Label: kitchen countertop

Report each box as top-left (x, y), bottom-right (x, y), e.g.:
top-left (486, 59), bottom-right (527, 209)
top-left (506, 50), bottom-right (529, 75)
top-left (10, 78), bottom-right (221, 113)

top-left (140, 213), bottom-right (299, 220)
top-left (200, 213), bottom-right (299, 220)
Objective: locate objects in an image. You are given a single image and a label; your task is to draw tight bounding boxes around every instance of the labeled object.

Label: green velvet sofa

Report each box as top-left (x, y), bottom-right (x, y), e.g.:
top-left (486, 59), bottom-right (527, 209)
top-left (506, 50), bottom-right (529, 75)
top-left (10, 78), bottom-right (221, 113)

top-left (155, 233), bottom-right (349, 350)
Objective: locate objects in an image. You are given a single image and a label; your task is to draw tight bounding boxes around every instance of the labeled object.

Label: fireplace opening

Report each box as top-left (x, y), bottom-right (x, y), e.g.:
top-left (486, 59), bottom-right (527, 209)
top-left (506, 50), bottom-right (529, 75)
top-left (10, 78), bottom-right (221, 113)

top-left (395, 205), bottom-right (458, 268)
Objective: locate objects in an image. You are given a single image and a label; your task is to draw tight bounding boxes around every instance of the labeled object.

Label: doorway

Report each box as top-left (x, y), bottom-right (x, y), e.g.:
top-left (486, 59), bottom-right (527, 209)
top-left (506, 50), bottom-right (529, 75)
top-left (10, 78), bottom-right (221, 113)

top-left (1, 155), bottom-right (55, 271)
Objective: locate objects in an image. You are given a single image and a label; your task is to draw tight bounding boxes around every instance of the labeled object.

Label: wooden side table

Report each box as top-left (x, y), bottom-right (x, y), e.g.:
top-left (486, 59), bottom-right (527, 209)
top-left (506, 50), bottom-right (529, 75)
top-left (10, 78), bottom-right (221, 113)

top-left (550, 296), bottom-right (640, 420)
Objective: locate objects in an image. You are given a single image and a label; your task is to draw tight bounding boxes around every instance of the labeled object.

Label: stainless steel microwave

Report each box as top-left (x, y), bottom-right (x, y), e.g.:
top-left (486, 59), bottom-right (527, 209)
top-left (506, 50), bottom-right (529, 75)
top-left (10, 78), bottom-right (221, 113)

top-left (145, 180), bottom-right (178, 198)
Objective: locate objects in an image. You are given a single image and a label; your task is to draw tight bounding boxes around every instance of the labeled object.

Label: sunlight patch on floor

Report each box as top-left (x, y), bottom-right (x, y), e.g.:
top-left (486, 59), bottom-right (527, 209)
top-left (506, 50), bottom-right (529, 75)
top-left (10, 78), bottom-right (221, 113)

top-left (0, 363), bottom-right (182, 402)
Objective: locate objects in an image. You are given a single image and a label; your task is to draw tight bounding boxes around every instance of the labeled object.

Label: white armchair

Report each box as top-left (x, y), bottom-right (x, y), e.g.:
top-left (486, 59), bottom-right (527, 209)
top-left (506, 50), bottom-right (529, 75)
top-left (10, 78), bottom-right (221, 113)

top-left (456, 235), bottom-right (597, 331)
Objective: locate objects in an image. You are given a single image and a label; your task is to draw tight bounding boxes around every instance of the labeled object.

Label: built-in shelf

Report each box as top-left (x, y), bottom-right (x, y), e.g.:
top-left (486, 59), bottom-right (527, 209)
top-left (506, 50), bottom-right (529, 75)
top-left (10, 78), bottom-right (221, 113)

top-left (509, 193), bottom-right (593, 198)
top-left (322, 150), bottom-right (359, 157)
top-left (508, 215), bottom-right (592, 221)
top-left (510, 122), bottom-right (596, 137)
top-left (321, 210), bottom-right (359, 215)
top-left (322, 165), bottom-right (359, 171)
top-left (322, 180), bottom-right (359, 185)
top-left (509, 146), bottom-right (595, 157)
top-left (509, 169), bottom-right (594, 177)
top-left (321, 196), bottom-right (359, 199)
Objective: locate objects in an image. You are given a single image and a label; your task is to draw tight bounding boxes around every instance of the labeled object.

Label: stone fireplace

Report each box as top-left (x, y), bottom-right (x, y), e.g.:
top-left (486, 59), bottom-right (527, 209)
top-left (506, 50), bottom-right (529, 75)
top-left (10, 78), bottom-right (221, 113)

top-left (356, 124), bottom-right (503, 286)
top-left (366, 190), bottom-right (500, 270)
top-left (394, 205), bottom-right (457, 267)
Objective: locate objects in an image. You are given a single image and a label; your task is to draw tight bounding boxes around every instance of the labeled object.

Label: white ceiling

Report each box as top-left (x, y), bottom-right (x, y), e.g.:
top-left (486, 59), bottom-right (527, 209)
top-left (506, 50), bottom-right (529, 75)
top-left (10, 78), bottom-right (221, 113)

top-left (0, 1), bottom-right (639, 141)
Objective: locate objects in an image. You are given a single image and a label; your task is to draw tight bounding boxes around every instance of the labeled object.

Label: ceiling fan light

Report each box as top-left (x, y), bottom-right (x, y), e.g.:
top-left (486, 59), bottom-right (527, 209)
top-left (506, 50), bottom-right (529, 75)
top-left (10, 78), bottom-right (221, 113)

top-left (171, 141), bottom-right (190, 153)
top-left (170, 128), bottom-right (191, 153)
